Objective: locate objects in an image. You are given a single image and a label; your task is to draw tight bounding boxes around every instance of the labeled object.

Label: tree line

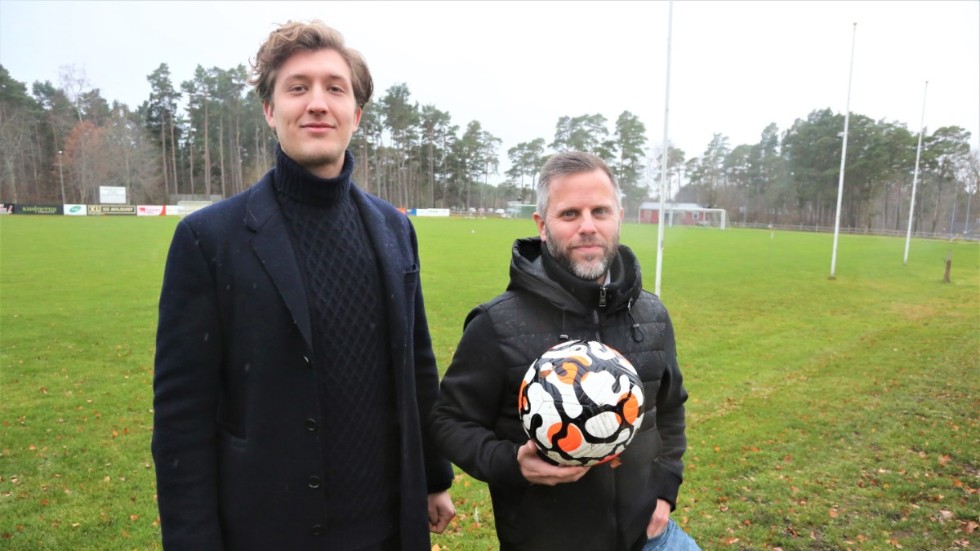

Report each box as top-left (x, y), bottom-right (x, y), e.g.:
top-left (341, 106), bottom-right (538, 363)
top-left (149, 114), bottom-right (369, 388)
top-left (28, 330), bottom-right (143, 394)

top-left (679, 113), bottom-right (977, 233)
top-left (1, 62), bottom-right (976, 233)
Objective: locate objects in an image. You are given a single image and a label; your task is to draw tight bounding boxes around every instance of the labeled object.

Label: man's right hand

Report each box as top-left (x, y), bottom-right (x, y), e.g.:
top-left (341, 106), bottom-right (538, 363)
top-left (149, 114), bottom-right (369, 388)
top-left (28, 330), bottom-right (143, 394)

top-left (517, 440), bottom-right (590, 486)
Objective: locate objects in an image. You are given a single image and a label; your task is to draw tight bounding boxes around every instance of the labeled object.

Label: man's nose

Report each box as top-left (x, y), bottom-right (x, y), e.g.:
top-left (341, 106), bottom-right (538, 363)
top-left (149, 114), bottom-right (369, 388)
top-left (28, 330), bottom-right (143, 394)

top-left (579, 213), bottom-right (597, 234)
top-left (307, 86), bottom-right (329, 113)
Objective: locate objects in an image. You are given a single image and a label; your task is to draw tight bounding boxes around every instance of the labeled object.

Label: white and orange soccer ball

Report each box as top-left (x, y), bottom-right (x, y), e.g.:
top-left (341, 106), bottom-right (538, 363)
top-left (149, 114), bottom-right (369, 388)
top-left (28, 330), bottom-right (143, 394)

top-left (518, 340), bottom-right (645, 467)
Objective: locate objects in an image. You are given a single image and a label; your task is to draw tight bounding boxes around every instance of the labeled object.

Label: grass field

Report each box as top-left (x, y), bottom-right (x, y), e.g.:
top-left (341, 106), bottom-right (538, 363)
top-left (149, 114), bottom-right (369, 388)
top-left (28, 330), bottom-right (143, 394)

top-left (1, 215), bottom-right (977, 550)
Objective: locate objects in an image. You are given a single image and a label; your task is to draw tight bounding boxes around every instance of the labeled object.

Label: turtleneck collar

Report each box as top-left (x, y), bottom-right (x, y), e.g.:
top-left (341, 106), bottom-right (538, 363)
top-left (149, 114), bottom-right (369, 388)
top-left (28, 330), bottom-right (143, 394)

top-left (273, 145), bottom-right (355, 207)
top-left (540, 241), bottom-right (626, 310)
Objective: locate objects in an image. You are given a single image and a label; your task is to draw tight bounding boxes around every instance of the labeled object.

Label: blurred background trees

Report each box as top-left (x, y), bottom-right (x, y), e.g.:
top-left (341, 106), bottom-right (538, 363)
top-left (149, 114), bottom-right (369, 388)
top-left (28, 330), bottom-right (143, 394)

top-left (0, 62), bottom-right (975, 233)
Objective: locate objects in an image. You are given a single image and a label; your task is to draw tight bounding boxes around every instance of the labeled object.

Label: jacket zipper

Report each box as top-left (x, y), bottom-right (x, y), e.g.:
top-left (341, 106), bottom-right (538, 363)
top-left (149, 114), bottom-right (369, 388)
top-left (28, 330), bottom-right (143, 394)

top-left (593, 285), bottom-right (607, 341)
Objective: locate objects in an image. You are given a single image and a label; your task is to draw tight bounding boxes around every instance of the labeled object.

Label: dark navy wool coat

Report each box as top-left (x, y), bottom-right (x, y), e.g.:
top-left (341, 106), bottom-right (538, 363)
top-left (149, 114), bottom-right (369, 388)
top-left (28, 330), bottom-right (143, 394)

top-left (151, 170), bottom-right (453, 550)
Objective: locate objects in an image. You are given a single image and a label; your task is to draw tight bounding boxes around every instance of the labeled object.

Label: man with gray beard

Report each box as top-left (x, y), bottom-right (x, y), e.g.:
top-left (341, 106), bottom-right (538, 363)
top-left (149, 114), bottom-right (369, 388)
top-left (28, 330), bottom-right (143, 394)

top-left (429, 151), bottom-right (699, 550)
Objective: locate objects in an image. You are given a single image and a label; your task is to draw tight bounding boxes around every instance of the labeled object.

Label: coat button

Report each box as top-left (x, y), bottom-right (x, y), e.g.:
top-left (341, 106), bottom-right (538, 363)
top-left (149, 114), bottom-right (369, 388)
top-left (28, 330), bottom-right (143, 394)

top-left (311, 524), bottom-right (324, 536)
top-left (308, 476), bottom-right (321, 489)
top-left (304, 418), bottom-right (318, 431)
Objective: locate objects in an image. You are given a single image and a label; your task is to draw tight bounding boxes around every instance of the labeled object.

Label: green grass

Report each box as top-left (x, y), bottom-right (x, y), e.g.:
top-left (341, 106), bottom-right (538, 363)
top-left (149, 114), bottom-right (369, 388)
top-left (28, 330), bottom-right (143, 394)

top-left (1, 215), bottom-right (977, 550)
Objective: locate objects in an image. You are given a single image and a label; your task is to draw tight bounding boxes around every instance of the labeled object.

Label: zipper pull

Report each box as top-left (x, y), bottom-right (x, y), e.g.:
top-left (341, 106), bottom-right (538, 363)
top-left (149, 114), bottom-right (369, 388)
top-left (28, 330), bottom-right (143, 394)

top-left (598, 286), bottom-right (607, 308)
top-left (627, 298), bottom-right (644, 342)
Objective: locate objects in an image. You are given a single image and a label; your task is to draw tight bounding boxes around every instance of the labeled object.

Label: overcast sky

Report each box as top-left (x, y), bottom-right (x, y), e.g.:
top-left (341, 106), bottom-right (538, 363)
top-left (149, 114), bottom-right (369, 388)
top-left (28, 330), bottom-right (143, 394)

top-left (2, 0), bottom-right (977, 184)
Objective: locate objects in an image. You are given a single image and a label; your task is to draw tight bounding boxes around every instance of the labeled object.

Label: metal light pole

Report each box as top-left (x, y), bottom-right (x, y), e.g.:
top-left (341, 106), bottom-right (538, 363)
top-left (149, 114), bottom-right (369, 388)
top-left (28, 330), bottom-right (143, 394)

top-left (58, 150), bottom-right (66, 204)
top-left (904, 81), bottom-right (928, 265)
top-left (830, 22), bottom-right (857, 280)
top-left (654, 0), bottom-right (674, 298)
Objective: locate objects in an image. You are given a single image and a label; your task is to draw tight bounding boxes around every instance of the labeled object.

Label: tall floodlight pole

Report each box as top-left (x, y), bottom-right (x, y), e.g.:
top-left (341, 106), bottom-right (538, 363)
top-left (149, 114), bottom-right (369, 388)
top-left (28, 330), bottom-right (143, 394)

top-left (830, 23), bottom-right (857, 280)
top-left (654, 0), bottom-right (674, 297)
top-left (904, 81), bottom-right (928, 264)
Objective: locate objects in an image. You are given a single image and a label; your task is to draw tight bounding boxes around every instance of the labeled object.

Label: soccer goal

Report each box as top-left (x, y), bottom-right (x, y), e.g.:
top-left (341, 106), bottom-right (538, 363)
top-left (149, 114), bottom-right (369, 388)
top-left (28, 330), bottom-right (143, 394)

top-left (638, 203), bottom-right (727, 229)
top-left (685, 207), bottom-right (727, 229)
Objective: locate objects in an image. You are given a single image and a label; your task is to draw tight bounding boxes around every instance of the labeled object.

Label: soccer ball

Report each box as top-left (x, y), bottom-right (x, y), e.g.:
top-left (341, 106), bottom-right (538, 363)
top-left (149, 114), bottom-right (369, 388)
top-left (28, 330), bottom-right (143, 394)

top-left (518, 340), bottom-right (645, 467)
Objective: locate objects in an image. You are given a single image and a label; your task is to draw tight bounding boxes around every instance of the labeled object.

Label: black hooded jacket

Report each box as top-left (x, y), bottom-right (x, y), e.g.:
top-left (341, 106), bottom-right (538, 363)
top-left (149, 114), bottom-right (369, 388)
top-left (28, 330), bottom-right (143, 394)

top-left (429, 237), bottom-right (688, 551)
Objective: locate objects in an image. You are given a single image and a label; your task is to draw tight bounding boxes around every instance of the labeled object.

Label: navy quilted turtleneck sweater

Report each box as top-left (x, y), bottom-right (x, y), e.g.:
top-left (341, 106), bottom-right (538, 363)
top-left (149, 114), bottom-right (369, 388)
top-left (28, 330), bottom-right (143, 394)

top-left (273, 146), bottom-right (400, 549)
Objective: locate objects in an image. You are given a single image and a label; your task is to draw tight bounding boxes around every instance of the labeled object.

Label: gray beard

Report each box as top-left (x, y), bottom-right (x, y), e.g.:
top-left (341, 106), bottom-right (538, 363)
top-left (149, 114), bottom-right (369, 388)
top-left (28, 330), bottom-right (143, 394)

top-left (545, 231), bottom-right (615, 282)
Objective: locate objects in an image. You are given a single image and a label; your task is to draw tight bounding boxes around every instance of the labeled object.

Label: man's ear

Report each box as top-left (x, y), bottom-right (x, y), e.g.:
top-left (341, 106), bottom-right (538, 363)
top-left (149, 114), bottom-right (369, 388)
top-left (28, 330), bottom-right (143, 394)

top-left (262, 101), bottom-right (275, 129)
top-left (533, 212), bottom-right (547, 241)
top-left (352, 106), bottom-right (362, 131)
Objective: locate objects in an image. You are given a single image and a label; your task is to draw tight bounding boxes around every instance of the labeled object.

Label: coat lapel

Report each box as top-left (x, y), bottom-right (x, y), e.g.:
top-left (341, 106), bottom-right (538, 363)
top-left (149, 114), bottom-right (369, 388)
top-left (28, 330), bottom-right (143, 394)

top-left (352, 188), bottom-right (404, 304)
top-left (351, 188), bottom-right (409, 355)
top-left (245, 176), bottom-right (313, 350)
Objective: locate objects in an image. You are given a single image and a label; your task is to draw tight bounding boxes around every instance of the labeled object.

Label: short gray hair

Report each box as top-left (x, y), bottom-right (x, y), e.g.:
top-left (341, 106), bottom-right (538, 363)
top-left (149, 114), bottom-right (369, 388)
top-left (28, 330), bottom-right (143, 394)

top-left (535, 151), bottom-right (621, 217)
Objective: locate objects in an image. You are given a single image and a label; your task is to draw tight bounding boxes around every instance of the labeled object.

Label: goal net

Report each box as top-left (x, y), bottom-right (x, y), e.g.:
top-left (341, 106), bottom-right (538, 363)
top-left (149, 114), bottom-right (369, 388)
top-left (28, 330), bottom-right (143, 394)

top-left (639, 203), bottom-right (727, 229)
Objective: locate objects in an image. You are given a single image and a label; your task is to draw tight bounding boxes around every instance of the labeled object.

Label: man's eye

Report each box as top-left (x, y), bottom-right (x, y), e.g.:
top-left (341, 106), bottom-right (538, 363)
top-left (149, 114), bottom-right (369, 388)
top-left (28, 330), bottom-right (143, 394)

top-left (289, 85), bottom-right (306, 93)
top-left (561, 211), bottom-right (577, 219)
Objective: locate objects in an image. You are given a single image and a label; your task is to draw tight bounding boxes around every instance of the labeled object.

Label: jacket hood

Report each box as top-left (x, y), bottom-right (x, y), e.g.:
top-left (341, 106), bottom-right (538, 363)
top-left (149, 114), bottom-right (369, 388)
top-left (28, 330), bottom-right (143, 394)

top-left (508, 237), bottom-right (644, 317)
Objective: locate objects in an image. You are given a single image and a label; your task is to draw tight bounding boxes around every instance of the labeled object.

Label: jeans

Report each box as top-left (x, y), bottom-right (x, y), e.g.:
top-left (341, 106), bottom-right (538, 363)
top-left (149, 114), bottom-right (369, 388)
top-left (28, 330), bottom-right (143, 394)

top-left (641, 519), bottom-right (701, 551)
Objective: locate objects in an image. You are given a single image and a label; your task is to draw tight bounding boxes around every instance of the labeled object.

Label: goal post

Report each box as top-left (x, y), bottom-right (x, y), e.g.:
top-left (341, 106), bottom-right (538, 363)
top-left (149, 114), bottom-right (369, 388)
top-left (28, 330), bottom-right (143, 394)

top-left (693, 208), bottom-right (727, 230)
top-left (638, 202), bottom-right (727, 229)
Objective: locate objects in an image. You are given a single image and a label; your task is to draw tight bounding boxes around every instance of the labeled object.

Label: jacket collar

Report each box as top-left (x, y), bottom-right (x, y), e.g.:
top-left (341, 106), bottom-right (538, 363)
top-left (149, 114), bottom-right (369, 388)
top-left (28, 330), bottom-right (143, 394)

top-left (508, 237), bottom-right (642, 316)
top-left (244, 170), bottom-right (279, 231)
top-left (243, 173), bottom-right (314, 348)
